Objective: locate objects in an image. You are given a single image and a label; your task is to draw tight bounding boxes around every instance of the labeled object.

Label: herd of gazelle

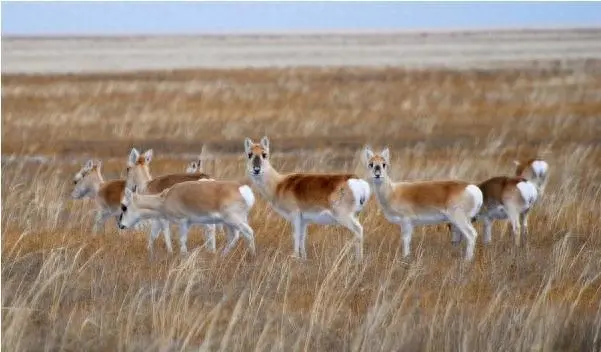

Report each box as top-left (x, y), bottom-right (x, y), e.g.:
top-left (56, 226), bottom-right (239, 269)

top-left (71, 136), bottom-right (549, 262)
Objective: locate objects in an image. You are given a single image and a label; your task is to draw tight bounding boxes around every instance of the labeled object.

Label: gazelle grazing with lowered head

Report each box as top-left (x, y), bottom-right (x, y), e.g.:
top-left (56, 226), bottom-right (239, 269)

top-left (126, 148), bottom-right (216, 255)
top-left (118, 179), bottom-right (257, 257)
top-left (71, 159), bottom-right (127, 233)
top-left (450, 175), bottom-right (538, 247)
top-left (71, 159), bottom-right (145, 232)
top-left (244, 136), bottom-right (371, 261)
top-left (364, 146), bottom-right (483, 261)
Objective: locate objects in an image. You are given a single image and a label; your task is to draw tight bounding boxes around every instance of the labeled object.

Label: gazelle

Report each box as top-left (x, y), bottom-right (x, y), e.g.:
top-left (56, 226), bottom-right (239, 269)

top-left (118, 180), bottom-right (257, 257)
top-left (448, 159), bottom-right (548, 246)
top-left (186, 159), bottom-right (203, 173)
top-left (364, 146), bottom-right (483, 261)
top-left (449, 176), bottom-right (538, 247)
top-left (126, 148), bottom-right (217, 255)
top-left (244, 136), bottom-right (371, 261)
top-left (71, 159), bottom-right (144, 233)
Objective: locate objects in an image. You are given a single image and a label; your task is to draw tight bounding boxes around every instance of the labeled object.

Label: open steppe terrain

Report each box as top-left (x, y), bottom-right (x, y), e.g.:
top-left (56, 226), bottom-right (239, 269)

top-left (2, 29), bottom-right (601, 351)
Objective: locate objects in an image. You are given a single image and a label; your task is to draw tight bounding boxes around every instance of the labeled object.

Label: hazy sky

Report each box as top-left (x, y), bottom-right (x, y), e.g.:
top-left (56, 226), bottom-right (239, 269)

top-left (2, 2), bottom-right (600, 35)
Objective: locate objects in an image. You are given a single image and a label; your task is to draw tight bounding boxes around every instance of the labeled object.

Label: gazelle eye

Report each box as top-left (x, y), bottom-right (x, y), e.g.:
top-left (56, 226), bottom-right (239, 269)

top-left (247, 153), bottom-right (253, 159)
top-left (262, 153), bottom-right (267, 159)
top-left (368, 163), bottom-right (373, 169)
top-left (382, 163), bottom-right (387, 169)
top-left (121, 204), bottom-right (127, 212)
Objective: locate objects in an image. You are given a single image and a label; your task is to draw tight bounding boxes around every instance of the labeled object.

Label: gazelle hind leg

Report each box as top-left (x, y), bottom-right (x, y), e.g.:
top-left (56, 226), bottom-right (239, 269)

top-left (225, 216), bottom-right (256, 256)
top-left (519, 210), bottom-right (530, 243)
top-left (147, 220), bottom-right (164, 258)
top-left (449, 215), bottom-right (478, 261)
top-left (335, 214), bottom-right (364, 261)
top-left (221, 224), bottom-right (240, 257)
top-left (506, 205), bottom-right (522, 246)
top-left (449, 223), bottom-right (462, 245)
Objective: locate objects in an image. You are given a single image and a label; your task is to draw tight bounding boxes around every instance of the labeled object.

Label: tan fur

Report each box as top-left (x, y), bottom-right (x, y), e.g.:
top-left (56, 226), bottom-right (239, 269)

top-left (120, 180), bottom-right (256, 256)
top-left (71, 160), bottom-right (127, 234)
top-left (364, 146), bottom-right (483, 261)
top-left (244, 137), bottom-right (370, 261)
top-left (145, 172), bottom-right (211, 194)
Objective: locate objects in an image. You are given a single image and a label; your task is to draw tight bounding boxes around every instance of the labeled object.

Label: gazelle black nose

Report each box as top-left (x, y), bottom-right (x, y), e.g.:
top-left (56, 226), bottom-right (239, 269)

top-left (119, 224), bottom-right (126, 230)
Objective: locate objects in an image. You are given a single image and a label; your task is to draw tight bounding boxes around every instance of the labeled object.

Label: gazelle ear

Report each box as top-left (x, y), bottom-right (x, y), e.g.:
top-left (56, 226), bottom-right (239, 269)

top-left (128, 148), bottom-right (140, 167)
top-left (84, 159), bottom-right (94, 170)
top-left (143, 149), bottom-right (153, 164)
top-left (197, 158), bottom-right (203, 170)
top-left (94, 160), bottom-right (102, 171)
top-left (381, 147), bottom-right (390, 162)
top-left (244, 138), bottom-right (253, 153)
top-left (513, 160), bottom-right (521, 167)
top-left (260, 136), bottom-right (270, 150)
top-left (363, 145), bottom-right (374, 162)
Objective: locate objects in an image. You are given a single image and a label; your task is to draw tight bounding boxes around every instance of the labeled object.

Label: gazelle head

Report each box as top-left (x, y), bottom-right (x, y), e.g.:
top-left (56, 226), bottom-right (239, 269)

top-left (186, 159), bottom-right (202, 173)
top-left (514, 159), bottom-right (549, 191)
top-left (118, 187), bottom-right (141, 230)
top-left (125, 148), bottom-right (153, 191)
top-left (363, 146), bottom-right (390, 184)
top-left (244, 136), bottom-right (270, 177)
top-left (71, 159), bottom-right (103, 199)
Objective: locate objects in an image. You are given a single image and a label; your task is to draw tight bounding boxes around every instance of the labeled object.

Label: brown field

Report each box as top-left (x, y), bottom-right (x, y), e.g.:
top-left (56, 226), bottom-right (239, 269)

top-left (2, 31), bottom-right (601, 351)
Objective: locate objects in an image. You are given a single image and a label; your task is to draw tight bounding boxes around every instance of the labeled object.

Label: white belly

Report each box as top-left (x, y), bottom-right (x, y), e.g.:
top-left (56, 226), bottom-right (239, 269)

top-left (411, 213), bottom-right (448, 226)
top-left (302, 210), bottom-right (336, 225)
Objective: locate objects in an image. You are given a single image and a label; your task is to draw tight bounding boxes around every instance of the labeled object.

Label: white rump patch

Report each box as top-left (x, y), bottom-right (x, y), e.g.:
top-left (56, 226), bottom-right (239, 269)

top-left (465, 184), bottom-right (484, 218)
top-left (531, 160), bottom-right (549, 178)
top-left (238, 185), bottom-right (255, 208)
top-left (347, 178), bottom-right (371, 212)
top-left (517, 181), bottom-right (538, 208)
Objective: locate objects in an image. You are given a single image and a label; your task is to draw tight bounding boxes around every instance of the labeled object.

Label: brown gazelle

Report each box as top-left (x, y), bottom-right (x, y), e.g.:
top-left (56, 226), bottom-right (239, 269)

top-left (126, 148), bottom-right (216, 255)
top-left (449, 175), bottom-right (538, 247)
top-left (244, 137), bottom-right (371, 261)
top-left (363, 146), bottom-right (483, 261)
top-left (118, 180), bottom-right (257, 257)
top-left (71, 159), bottom-right (144, 233)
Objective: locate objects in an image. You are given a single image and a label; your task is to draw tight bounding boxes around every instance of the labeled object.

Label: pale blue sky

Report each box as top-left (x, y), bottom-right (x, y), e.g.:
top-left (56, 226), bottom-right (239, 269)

top-left (2, 2), bottom-right (600, 35)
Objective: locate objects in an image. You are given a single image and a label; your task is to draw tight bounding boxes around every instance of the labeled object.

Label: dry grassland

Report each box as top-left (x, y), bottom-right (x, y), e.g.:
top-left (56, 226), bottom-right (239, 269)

top-left (2, 61), bottom-right (601, 351)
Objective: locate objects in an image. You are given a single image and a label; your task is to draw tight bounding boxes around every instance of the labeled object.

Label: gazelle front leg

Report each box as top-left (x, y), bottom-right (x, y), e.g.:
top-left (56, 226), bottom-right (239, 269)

top-left (178, 220), bottom-right (190, 255)
top-left (519, 210), bottom-right (530, 243)
top-left (221, 224), bottom-right (240, 257)
top-left (400, 219), bottom-right (413, 258)
top-left (202, 224), bottom-right (217, 253)
top-left (92, 209), bottom-right (111, 235)
top-left (291, 213), bottom-right (304, 259)
top-left (297, 215), bottom-right (309, 259)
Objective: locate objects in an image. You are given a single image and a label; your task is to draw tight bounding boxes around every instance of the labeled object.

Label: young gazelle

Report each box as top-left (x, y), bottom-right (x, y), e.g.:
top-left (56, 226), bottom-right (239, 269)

top-left (118, 180), bottom-right (257, 257)
top-left (126, 148), bottom-right (217, 255)
top-left (449, 176), bottom-right (538, 247)
top-left (244, 137), bottom-right (371, 261)
top-left (364, 146), bottom-right (483, 261)
top-left (71, 159), bottom-right (126, 234)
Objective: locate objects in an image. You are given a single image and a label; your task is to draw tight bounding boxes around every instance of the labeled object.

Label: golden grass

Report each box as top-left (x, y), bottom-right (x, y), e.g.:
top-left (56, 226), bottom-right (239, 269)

top-left (2, 63), bottom-right (601, 351)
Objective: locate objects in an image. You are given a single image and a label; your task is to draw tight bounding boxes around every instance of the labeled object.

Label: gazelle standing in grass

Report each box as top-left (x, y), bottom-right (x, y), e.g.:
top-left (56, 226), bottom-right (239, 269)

top-left (448, 158), bottom-right (548, 246)
top-left (244, 136), bottom-right (371, 261)
top-left (118, 180), bottom-right (257, 257)
top-left (363, 146), bottom-right (483, 261)
top-left (449, 175), bottom-right (538, 247)
top-left (125, 148), bottom-right (217, 255)
top-left (71, 159), bottom-right (144, 233)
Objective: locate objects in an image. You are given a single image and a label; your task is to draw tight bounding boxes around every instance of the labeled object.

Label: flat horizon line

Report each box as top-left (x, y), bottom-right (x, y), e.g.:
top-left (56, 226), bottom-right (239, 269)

top-left (3, 25), bottom-right (601, 40)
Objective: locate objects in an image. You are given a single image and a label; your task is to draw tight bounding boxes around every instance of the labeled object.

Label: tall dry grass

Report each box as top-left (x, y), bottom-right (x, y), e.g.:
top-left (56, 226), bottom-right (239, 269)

top-left (2, 63), bottom-right (601, 351)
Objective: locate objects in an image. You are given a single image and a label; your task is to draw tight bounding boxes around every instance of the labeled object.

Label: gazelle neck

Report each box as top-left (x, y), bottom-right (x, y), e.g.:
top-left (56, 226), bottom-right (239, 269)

top-left (370, 175), bottom-right (394, 207)
top-left (250, 160), bottom-right (284, 202)
top-left (134, 193), bottom-right (164, 219)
